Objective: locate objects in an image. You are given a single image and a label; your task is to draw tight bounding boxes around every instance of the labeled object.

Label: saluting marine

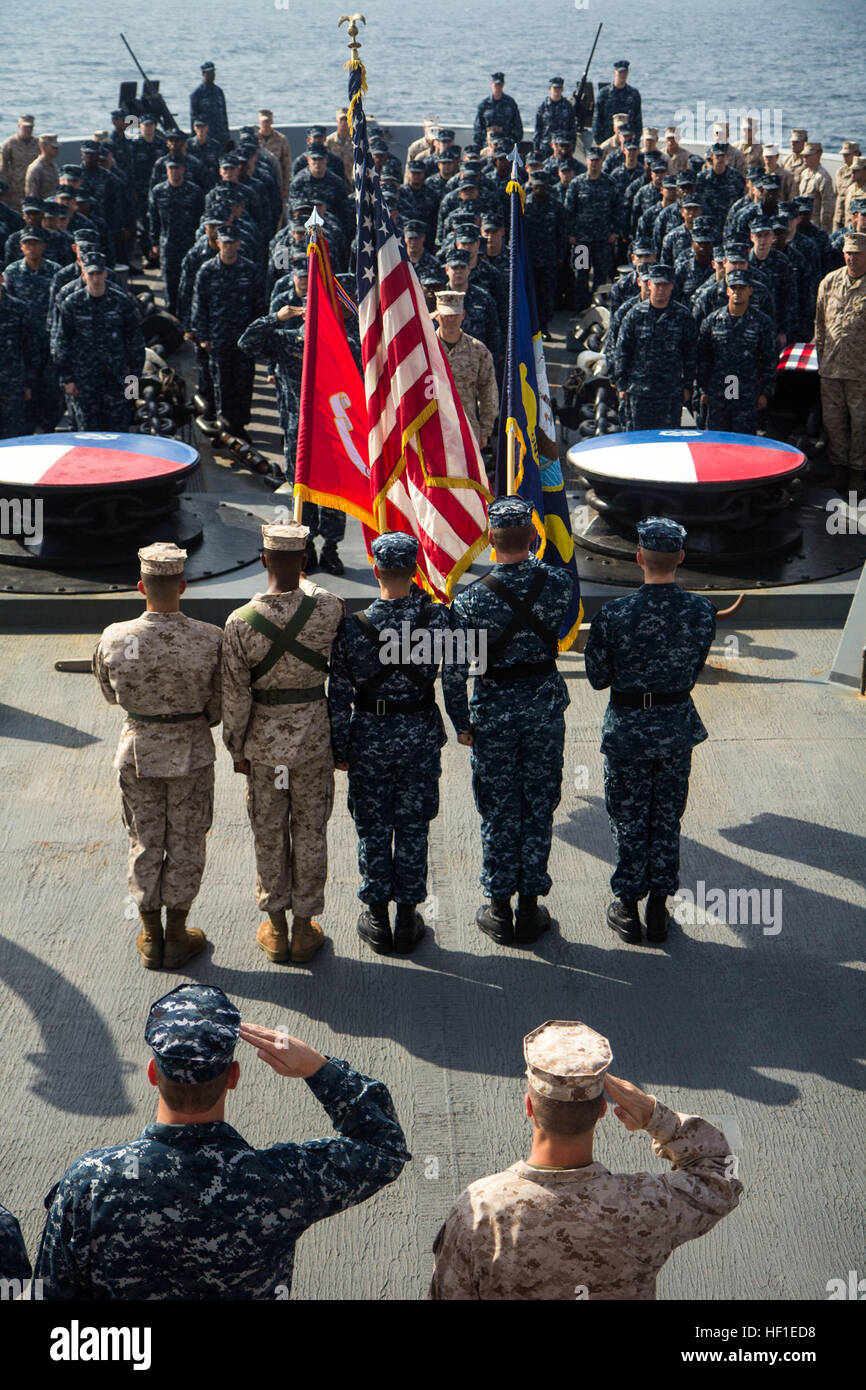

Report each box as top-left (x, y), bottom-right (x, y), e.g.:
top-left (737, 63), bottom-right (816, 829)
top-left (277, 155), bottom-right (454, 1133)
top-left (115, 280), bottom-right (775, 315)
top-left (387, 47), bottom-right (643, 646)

top-left (222, 521), bottom-right (344, 966)
top-left (93, 543), bottom-right (222, 969)
top-left (431, 1020), bottom-right (742, 1299)
top-left (584, 519), bottom-right (716, 945)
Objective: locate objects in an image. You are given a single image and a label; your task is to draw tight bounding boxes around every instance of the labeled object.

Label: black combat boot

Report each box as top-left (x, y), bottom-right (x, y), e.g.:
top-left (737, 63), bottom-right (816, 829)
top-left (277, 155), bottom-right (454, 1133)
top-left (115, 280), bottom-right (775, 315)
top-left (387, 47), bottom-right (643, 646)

top-left (304, 539), bottom-right (318, 574)
top-left (644, 893), bottom-right (669, 944)
top-left (514, 895), bottom-right (552, 945)
top-left (319, 540), bottom-right (345, 576)
top-left (606, 898), bottom-right (642, 944)
top-left (357, 901), bottom-right (393, 954)
top-left (394, 903), bottom-right (426, 955)
top-left (476, 897), bottom-right (514, 945)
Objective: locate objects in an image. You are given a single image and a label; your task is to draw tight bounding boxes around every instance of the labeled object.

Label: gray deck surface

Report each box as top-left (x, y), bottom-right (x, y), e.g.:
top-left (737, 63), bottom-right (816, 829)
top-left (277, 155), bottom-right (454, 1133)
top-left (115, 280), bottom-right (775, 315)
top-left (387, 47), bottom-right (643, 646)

top-left (0, 621), bottom-right (863, 1300)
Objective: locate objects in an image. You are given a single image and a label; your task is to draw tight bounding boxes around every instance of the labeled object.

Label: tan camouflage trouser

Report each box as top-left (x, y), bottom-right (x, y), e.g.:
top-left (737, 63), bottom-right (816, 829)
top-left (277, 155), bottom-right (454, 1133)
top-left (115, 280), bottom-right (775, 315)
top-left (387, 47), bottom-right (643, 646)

top-left (821, 377), bottom-right (866, 476)
top-left (119, 765), bottom-right (215, 911)
top-left (246, 761), bottom-right (335, 916)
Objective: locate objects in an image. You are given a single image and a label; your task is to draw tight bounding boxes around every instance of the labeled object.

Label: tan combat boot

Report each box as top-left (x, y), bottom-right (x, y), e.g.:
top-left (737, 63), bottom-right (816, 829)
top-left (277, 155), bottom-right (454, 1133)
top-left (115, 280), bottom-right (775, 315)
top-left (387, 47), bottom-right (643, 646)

top-left (256, 910), bottom-right (291, 963)
top-left (290, 914), bottom-right (325, 964)
top-left (137, 909), bottom-right (163, 969)
top-left (163, 907), bottom-right (207, 969)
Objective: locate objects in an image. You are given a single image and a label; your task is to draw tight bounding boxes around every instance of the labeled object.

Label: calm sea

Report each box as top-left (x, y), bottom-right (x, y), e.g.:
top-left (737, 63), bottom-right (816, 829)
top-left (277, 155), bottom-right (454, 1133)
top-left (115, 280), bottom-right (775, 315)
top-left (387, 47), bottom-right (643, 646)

top-left (1, 0), bottom-right (860, 151)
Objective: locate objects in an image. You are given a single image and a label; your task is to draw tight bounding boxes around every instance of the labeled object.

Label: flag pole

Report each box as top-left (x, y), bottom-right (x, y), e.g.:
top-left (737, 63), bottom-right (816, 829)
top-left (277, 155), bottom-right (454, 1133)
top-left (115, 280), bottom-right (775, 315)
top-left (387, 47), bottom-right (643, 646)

top-left (505, 142), bottom-right (524, 498)
top-left (506, 426), bottom-right (517, 494)
top-left (294, 209), bottom-right (324, 523)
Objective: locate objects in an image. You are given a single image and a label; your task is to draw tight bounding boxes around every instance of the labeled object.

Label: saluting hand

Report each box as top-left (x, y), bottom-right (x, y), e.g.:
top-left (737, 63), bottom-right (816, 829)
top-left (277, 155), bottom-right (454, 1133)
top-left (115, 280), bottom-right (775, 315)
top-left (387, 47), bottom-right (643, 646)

top-left (233, 757), bottom-right (250, 774)
top-left (604, 1074), bottom-right (656, 1131)
top-left (239, 1023), bottom-right (326, 1078)
top-left (457, 731), bottom-right (474, 747)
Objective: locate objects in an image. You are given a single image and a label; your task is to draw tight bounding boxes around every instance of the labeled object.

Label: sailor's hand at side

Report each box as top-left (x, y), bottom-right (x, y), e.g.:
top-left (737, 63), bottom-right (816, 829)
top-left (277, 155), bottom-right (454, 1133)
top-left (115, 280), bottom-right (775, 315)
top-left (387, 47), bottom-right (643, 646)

top-left (457, 731), bottom-right (474, 746)
top-left (604, 1074), bottom-right (656, 1131)
top-left (233, 758), bottom-right (251, 774)
top-left (334, 761), bottom-right (349, 771)
top-left (239, 1023), bottom-right (326, 1078)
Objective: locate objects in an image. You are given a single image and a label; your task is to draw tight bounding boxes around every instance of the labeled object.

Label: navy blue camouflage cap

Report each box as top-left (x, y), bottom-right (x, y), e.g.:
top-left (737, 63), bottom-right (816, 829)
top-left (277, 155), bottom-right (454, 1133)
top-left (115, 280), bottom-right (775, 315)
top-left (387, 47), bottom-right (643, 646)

top-left (165, 157), bottom-right (185, 169)
top-left (217, 225), bottom-right (241, 242)
top-left (675, 170), bottom-right (696, 186)
top-left (750, 216), bottom-right (773, 233)
top-left (770, 215), bottom-right (789, 231)
top-left (647, 263), bottom-right (675, 282)
top-left (110, 107), bottom-right (126, 119)
top-left (219, 152), bottom-right (240, 168)
top-left (636, 263), bottom-right (652, 280)
top-left (139, 113), bottom-right (156, 125)
top-left (548, 75), bottom-right (565, 86)
top-left (21, 196), bottom-right (45, 212)
top-left (747, 164), bottom-right (763, 179)
top-left (681, 194), bottom-right (702, 208)
top-left (72, 230), bottom-right (99, 247)
top-left (710, 141), bottom-right (729, 155)
top-left (292, 255), bottom-right (310, 273)
top-left (623, 137), bottom-right (639, 150)
top-left (637, 516), bottom-right (686, 551)
top-left (166, 128), bottom-right (189, 141)
top-left (850, 197), bottom-right (866, 214)
top-left (726, 268), bottom-right (753, 286)
top-left (613, 59), bottom-right (630, 69)
top-left (481, 212), bottom-right (504, 228)
top-left (662, 174), bottom-right (677, 188)
top-left (794, 195), bottom-right (814, 211)
top-left (492, 141), bottom-right (511, 156)
top-left (490, 70), bottom-right (505, 82)
top-left (691, 216), bottom-right (716, 240)
top-left (145, 984), bottom-right (240, 1083)
top-left (550, 132), bottom-right (574, 147)
top-left (403, 219), bottom-right (427, 236)
top-left (42, 200), bottom-right (63, 215)
top-left (200, 61), bottom-right (216, 71)
top-left (306, 125), bottom-right (327, 138)
top-left (459, 173), bottom-right (480, 188)
top-left (437, 127), bottom-right (456, 142)
top-left (712, 244), bottom-right (725, 260)
top-left (529, 168), bottom-right (549, 184)
top-left (371, 531), bottom-right (419, 568)
top-left (724, 241), bottom-right (749, 260)
top-left (557, 157), bottom-right (581, 171)
top-left (444, 246), bottom-right (471, 266)
top-left (79, 139), bottom-right (100, 154)
top-left (488, 494), bottom-right (533, 528)
top-left (82, 250), bottom-right (107, 271)
top-left (407, 159), bottom-right (427, 173)
top-left (20, 227), bottom-right (46, 242)
top-left (586, 145), bottom-right (603, 160)
top-left (646, 152), bottom-right (668, 170)
top-left (202, 211), bottom-right (224, 226)
top-left (760, 173), bottom-right (782, 189)
top-left (454, 220), bottom-right (481, 240)
top-left (307, 143), bottom-right (328, 158)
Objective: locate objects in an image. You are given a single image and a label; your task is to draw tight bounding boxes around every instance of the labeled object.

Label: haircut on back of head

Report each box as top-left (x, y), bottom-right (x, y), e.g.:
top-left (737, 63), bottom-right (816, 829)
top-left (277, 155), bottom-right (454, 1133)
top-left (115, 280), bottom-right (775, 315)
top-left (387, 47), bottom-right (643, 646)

top-left (155, 1065), bottom-right (231, 1114)
top-left (490, 523), bottom-right (535, 553)
top-left (640, 548), bottom-right (680, 575)
top-left (264, 548), bottom-right (305, 582)
top-left (528, 1086), bottom-right (605, 1136)
top-left (377, 564), bottom-right (415, 582)
top-left (142, 573), bottom-right (184, 601)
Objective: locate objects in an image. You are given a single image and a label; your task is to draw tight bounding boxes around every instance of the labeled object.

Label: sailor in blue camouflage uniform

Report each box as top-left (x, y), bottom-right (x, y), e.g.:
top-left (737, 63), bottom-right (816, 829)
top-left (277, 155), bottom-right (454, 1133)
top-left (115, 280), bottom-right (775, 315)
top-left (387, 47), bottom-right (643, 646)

top-left (178, 214), bottom-right (220, 336)
top-left (191, 225), bottom-right (263, 438)
top-left (398, 161), bottom-right (439, 244)
top-left (593, 60), bottom-right (642, 145)
top-left (606, 263), bottom-right (651, 415)
top-left (148, 159), bottom-right (204, 315)
top-left (584, 518), bottom-right (716, 945)
top-left (747, 216), bottom-right (796, 345)
top-left (660, 192), bottom-right (704, 266)
top-left (565, 146), bottom-right (620, 310)
top-left (672, 217), bottom-right (716, 307)
top-left (698, 268), bottom-right (778, 433)
top-left (442, 247), bottom-right (502, 364)
top-left (523, 170), bottom-right (566, 334)
top-left (328, 532), bottom-right (457, 956)
top-left (130, 115), bottom-right (166, 237)
top-left (0, 268), bottom-right (35, 437)
top-left (108, 110), bottom-right (133, 179)
top-left (615, 263), bottom-right (698, 429)
top-left (474, 72), bottom-right (523, 150)
top-left (696, 143), bottom-right (746, 239)
top-left (190, 62), bottom-right (229, 150)
top-left (629, 155), bottom-right (667, 238)
top-left (35, 984), bottom-right (410, 1299)
top-left (5, 229), bottom-right (61, 430)
top-left (534, 77), bottom-right (576, 152)
top-left (443, 496), bottom-right (573, 947)
top-left (0, 1201), bottom-right (30, 1283)
top-left (53, 249), bottom-right (145, 429)
top-left (289, 148), bottom-right (353, 244)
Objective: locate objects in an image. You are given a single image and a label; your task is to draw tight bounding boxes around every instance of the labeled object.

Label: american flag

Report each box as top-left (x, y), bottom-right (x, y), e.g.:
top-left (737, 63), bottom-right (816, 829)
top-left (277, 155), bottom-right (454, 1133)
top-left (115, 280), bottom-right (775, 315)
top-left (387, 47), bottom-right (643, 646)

top-left (348, 62), bottom-right (491, 599)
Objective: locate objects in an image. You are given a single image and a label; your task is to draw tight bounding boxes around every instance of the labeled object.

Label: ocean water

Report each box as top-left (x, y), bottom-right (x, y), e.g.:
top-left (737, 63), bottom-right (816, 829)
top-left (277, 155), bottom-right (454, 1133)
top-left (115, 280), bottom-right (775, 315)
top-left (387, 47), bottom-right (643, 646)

top-left (1, 0), bottom-right (860, 150)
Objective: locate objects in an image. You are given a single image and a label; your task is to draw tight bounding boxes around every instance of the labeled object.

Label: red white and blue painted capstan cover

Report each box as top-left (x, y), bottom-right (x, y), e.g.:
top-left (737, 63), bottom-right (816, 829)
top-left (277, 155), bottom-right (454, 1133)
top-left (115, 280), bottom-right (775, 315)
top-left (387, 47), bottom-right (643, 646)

top-left (0, 433), bottom-right (199, 488)
top-left (567, 430), bottom-right (806, 486)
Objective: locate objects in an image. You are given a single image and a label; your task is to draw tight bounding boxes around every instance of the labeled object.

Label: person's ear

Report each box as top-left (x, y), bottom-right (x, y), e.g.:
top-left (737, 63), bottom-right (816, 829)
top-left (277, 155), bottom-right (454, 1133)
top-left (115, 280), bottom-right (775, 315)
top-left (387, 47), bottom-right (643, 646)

top-left (599, 1096), bottom-right (607, 1119)
top-left (137, 580), bottom-right (146, 596)
top-left (260, 551), bottom-right (268, 569)
top-left (678, 548), bottom-right (685, 564)
top-left (179, 579), bottom-right (187, 596)
top-left (373, 564), bottom-right (381, 580)
top-left (636, 550), bottom-right (645, 568)
top-left (525, 1092), bottom-right (533, 1120)
top-left (147, 1057), bottom-right (158, 1087)
top-left (225, 1060), bottom-right (240, 1091)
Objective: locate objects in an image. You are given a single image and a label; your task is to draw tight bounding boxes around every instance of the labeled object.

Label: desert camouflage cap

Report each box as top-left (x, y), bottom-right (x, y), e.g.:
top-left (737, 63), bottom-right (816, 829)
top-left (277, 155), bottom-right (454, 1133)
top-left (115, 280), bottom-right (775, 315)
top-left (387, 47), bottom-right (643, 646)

top-left (843, 231), bottom-right (866, 252)
top-left (371, 531), bottom-right (419, 568)
top-left (488, 495), bottom-right (532, 528)
top-left (637, 516), bottom-right (687, 551)
top-left (138, 542), bottom-right (187, 575)
top-left (434, 289), bottom-right (464, 315)
top-left (524, 1020), bottom-right (613, 1101)
top-left (841, 141), bottom-right (861, 155)
top-left (145, 984), bottom-right (240, 1083)
top-left (262, 521), bottom-right (309, 551)
top-left (790, 128), bottom-right (808, 141)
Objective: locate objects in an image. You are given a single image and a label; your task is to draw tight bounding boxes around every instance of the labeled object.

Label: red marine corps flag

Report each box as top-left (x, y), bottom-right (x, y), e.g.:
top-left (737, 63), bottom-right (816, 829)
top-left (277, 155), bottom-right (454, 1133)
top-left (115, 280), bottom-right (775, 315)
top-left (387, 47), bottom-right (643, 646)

top-left (293, 222), bottom-right (377, 531)
top-left (347, 46), bottom-right (491, 599)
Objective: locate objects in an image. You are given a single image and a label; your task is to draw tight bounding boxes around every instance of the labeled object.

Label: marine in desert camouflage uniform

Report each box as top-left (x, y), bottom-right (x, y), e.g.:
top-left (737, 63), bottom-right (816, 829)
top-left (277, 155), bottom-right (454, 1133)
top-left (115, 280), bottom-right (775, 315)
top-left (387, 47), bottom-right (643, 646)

top-left (431, 1020), bottom-right (742, 1300)
top-left (222, 521), bottom-right (344, 965)
top-left (92, 543), bottom-right (222, 970)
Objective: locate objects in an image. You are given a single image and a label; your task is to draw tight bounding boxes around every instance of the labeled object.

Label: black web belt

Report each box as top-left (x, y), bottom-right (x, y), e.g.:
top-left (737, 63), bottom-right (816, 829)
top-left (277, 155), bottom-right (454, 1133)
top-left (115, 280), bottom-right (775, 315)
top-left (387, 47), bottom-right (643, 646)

top-left (481, 658), bottom-right (558, 684)
top-left (125, 710), bottom-right (205, 723)
top-left (610, 688), bottom-right (691, 709)
top-left (354, 690), bottom-right (436, 715)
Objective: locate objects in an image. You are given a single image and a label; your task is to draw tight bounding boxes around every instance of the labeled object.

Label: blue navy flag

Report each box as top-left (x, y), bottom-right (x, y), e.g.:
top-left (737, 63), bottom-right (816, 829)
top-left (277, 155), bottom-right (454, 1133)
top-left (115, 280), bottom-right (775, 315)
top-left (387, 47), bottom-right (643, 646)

top-left (495, 156), bottom-right (583, 649)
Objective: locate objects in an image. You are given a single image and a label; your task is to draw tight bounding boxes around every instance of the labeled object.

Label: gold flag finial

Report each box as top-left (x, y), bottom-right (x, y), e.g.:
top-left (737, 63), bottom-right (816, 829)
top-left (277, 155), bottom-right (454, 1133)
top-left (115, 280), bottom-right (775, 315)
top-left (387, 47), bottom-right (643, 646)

top-left (339, 14), bottom-right (366, 54)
